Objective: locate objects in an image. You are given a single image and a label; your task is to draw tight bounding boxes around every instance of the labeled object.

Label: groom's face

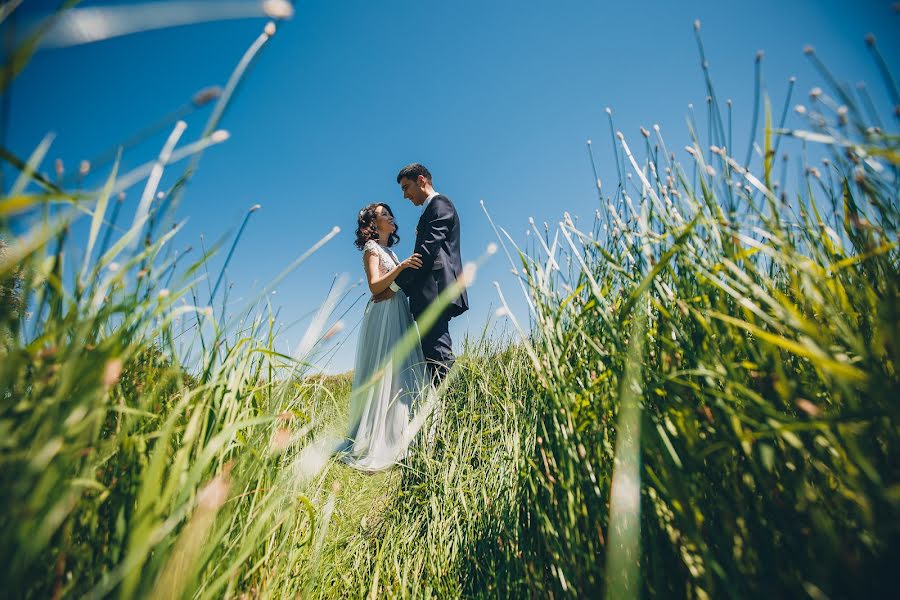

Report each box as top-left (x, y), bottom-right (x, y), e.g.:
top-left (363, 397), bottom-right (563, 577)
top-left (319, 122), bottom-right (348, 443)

top-left (399, 175), bottom-right (428, 206)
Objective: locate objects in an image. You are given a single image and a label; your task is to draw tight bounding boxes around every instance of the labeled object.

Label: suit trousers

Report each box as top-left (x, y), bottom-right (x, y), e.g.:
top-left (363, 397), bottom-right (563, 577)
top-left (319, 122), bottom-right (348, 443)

top-left (419, 310), bottom-right (454, 385)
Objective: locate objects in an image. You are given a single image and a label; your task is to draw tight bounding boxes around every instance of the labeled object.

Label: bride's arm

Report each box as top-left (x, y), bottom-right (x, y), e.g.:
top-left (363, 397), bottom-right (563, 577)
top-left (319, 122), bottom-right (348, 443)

top-left (364, 251), bottom-right (421, 295)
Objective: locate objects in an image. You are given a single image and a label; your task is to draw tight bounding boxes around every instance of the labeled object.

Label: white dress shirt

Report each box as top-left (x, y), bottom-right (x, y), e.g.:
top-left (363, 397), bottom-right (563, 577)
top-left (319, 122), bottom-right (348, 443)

top-left (421, 191), bottom-right (439, 212)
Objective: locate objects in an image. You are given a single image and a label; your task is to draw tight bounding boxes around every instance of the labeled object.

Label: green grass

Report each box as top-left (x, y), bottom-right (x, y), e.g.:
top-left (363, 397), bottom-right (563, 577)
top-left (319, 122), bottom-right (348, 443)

top-left (505, 33), bottom-right (900, 596)
top-left (2, 7), bottom-right (899, 600)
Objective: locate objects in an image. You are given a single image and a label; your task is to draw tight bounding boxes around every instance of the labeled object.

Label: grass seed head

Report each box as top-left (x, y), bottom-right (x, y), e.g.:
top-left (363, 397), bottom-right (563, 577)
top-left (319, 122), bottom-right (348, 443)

top-left (459, 263), bottom-right (477, 287)
top-left (197, 473), bottom-right (230, 511)
top-left (263, 0), bottom-right (294, 19)
top-left (192, 85), bottom-right (222, 107)
top-left (324, 321), bottom-right (344, 340)
top-left (796, 398), bottom-right (821, 417)
top-left (270, 428), bottom-right (292, 453)
top-left (102, 358), bottom-right (123, 389)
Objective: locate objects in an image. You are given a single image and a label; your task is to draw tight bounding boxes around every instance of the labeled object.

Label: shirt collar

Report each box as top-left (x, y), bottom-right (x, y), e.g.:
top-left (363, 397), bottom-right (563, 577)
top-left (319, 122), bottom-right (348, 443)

top-left (422, 191), bottom-right (439, 211)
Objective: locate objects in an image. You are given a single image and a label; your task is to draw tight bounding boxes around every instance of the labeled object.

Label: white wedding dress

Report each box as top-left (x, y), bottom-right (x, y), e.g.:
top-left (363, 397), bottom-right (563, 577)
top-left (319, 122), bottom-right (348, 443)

top-left (340, 240), bottom-right (429, 471)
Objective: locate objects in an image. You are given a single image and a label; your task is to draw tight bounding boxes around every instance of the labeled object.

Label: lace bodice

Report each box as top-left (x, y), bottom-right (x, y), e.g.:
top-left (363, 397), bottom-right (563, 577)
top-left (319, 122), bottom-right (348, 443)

top-left (363, 240), bottom-right (399, 276)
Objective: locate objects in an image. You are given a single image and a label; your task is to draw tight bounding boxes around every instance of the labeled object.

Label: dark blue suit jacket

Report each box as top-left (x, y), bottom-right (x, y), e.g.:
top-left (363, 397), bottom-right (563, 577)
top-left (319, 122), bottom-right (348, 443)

top-left (395, 194), bottom-right (469, 319)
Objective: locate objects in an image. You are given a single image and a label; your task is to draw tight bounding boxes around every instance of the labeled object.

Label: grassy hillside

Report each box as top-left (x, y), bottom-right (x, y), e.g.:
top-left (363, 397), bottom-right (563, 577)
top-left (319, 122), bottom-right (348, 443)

top-left (2, 8), bottom-right (898, 599)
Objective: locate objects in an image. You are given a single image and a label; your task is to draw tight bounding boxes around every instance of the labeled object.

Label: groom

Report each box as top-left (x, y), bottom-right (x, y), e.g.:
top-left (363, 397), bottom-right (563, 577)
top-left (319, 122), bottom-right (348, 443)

top-left (377, 163), bottom-right (468, 384)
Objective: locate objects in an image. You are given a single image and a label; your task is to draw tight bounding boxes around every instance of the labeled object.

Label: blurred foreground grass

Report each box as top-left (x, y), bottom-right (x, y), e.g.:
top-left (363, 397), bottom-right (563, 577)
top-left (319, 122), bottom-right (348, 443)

top-left (2, 5), bottom-right (899, 599)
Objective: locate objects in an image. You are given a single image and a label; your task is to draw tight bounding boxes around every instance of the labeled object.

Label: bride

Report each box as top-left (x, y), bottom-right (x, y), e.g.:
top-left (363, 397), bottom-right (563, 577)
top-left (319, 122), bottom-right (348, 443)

top-left (340, 202), bottom-right (428, 471)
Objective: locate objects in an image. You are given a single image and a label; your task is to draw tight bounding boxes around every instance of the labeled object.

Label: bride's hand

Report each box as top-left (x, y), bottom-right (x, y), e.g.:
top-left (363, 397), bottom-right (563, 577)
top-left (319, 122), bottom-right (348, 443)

top-left (399, 253), bottom-right (422, 270)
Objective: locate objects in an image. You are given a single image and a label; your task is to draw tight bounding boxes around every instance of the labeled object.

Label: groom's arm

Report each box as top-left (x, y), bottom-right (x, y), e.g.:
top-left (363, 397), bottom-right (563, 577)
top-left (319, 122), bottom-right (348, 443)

top-left (392, 268), bottom-right (413, 292)
top-left (393, 197), bottom-right (455, 293)
top-left (413, 196), bottom-right (454, 271)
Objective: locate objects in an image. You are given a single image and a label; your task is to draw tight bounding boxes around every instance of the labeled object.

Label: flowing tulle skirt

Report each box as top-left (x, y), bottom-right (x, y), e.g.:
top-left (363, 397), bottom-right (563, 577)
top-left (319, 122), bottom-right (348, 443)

top-left (340, 291), bottom-right (428, 471)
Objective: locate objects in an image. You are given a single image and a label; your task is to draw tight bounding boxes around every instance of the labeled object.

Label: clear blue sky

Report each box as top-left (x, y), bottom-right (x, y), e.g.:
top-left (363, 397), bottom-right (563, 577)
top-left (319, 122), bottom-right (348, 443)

top-left (6, 0), bottom-right (899, 372)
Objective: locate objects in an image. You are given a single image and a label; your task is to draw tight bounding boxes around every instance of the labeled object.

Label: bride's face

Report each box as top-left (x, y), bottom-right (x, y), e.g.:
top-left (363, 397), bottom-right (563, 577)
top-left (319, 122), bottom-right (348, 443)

top-left (374, 205), bottom-right (396, 235)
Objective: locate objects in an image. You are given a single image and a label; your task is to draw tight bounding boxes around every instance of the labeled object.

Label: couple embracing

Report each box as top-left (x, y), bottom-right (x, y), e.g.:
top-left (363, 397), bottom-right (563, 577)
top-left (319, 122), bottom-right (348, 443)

top-left (340, 163), bottom-right (468, 472)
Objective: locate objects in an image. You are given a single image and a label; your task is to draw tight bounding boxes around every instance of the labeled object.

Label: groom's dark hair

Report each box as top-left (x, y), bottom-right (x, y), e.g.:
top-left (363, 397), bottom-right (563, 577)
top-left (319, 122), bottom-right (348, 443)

top-left (396, 163), bottom-right (432, 184)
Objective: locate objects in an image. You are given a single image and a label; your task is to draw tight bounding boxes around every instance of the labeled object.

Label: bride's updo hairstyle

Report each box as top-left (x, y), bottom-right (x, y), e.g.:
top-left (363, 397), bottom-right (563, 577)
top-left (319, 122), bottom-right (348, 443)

top-left (354, 202), bottom-right (400, 250)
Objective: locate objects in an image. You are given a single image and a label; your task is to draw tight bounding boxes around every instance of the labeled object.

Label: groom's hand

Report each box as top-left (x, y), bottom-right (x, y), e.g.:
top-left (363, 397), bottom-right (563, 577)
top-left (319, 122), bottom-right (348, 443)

top-left (372, 289), bottom-right (396, 303)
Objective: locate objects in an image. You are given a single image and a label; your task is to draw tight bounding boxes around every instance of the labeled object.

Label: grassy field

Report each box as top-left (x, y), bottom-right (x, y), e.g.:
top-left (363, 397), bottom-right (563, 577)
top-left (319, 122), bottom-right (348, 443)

top-left (2, 8), bottom-right (899, 600)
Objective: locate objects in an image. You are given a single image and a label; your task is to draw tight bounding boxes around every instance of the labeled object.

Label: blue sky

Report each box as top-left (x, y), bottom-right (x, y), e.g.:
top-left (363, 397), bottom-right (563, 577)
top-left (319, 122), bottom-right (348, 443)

top-left (6, 0), bottom-right (899, 372)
